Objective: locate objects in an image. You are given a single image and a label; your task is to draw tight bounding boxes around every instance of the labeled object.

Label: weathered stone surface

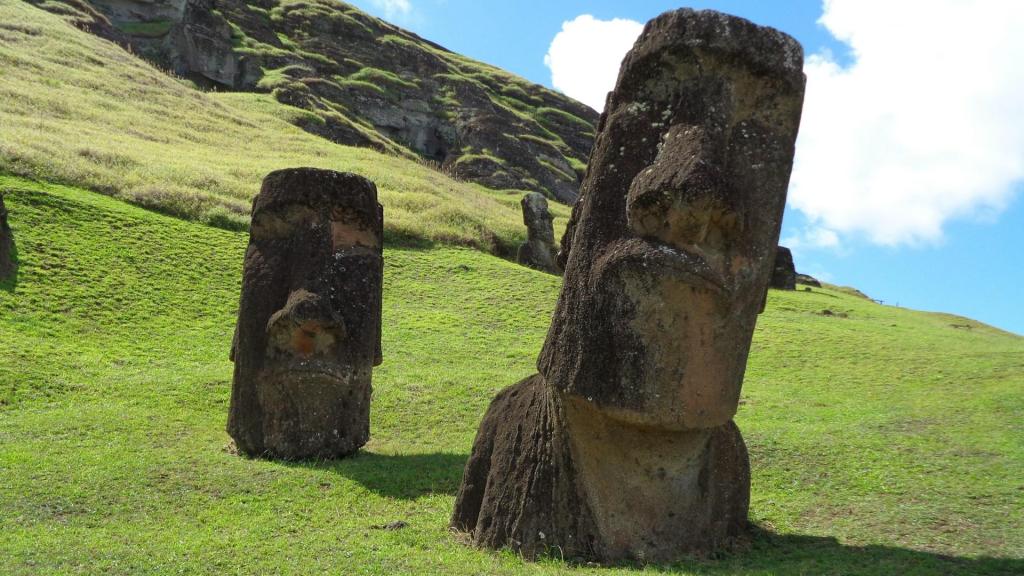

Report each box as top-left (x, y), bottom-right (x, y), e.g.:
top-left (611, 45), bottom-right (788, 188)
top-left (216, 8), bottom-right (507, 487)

top-left (453, 8), bottom-right (804, 563)
top-left (796, 273), bottom-right (821, 287)
top-left (228, 168), bottom-right (383, 460)
top-left (0, 192), bottom-right (15, 282)
top-left (771, 246), bottom-right (797, 290)
top-left (516, 192), bottom-right (560, 274)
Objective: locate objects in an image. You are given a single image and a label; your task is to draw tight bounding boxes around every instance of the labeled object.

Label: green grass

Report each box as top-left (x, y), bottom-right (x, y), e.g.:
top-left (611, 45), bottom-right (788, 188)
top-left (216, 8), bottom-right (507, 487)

top-left (535, 107), bottom-right (596, 136)
top-left (348, 67), bottom-right (419, 91)
top-left (1, 175), bottom-right (1022, 575)
top-left (0, 1), bottom-right (567, 252)
top-left (113, 20), bottom-right (174, 38)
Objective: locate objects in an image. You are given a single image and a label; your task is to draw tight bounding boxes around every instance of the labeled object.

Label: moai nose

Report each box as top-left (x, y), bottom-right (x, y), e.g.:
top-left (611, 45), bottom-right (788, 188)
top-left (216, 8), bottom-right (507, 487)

top-left (266, 289), bottom-right (345, 359)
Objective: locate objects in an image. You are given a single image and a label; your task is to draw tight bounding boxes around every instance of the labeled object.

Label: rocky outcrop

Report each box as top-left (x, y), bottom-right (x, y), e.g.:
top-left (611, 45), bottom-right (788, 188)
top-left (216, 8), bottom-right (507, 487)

top-left (0, 192), bottom-right (15, 282)
top-left (34, 0), bottom-right (597, 203)
top-left (796, 273), bottom-right (821, 287)
top-left (516, 192), bottom-right (559, 274)
top-left (771, 246), bottom-right (797, 290)
top-left (452, 8), bottom-right (805, 563)
top-left (228, 168), bottom-right (383, 460)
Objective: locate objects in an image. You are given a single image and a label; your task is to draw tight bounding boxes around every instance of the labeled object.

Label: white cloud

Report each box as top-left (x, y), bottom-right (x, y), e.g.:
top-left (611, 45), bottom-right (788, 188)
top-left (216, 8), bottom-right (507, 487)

top-left (370, 0), bottom-right (411, 19)
top-left (544, 15), bottom-right (643, 111)
top-left (790, 0), bottom-right (1024, 247)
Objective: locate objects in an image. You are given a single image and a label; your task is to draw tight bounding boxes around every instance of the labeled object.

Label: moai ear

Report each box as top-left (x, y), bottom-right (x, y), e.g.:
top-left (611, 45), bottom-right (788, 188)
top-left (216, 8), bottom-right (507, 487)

top-left (230, 325), bottom-right (238, 362)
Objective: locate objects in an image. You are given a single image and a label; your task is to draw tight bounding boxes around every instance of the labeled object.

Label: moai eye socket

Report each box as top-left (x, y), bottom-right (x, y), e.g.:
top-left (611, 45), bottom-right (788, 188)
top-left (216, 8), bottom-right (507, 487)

top-left (250, 204), bottom-right (317, 241)
top-left (330, 206), bottom-right (380, 252)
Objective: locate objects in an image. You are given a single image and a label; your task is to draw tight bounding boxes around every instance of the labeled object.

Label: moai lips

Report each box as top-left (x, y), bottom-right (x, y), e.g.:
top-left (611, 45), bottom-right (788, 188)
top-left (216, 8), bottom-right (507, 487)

top-left (453, 9), bottom-right (804, 563)
top-left (228, 169), bottom-right (383, 460)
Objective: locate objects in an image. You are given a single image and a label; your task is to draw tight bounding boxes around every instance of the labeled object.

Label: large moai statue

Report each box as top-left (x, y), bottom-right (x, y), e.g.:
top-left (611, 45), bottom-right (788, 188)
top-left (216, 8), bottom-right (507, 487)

top-left (770, 246), bottom-right (797, 290)
top-left (516, 192), bottom-right (560, 274)
top-left (228, 168), bottom-right (384, 460)
top-left (0, 192), bottom-right (14, 282)
top-left (452, 9), bottom-right (805, 563)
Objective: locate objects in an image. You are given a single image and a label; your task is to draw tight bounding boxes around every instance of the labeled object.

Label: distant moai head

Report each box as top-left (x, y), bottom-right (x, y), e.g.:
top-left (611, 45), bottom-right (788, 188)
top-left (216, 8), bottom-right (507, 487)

top-left (228, 168), bottom-right (383, 459)
top-left (539, 10), bottom-right (805, 431)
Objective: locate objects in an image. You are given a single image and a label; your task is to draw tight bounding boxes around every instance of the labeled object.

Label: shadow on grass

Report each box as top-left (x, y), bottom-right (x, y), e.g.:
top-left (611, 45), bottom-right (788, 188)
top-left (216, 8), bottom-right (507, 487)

top-left (285, 451), bottom-right (467, 499)
top-left (639, 527), bottom-right (1023, 576)
top-left (1, 226), bottom-right (17, 292)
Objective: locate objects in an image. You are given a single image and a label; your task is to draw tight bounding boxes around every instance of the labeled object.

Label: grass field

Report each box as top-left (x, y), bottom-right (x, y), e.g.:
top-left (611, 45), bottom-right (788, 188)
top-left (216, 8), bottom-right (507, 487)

top-left (1, 176), bottom-right (1022, 575)
top-left (0, 1), bottom-right (570, 252)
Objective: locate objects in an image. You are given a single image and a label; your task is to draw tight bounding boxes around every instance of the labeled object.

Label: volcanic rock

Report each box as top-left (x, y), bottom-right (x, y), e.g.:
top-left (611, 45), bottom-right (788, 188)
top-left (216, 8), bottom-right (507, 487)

top-left (452, 8), bottom-right (805, 563)
top-left (516, 192), bottom-right (559, 274)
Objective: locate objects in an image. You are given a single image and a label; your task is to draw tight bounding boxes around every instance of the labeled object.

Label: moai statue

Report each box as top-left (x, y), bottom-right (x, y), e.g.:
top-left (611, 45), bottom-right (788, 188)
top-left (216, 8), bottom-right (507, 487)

top-left (770, 246), bottom-right (797, 290)
top-left (228, 168), bottom-right (384, 460)
top-left (516, 192), bottom-right (560, 274)
top-left (452, 9), bottom-right (805, 563)
top-left (0, 192), bottom-right (14, 282)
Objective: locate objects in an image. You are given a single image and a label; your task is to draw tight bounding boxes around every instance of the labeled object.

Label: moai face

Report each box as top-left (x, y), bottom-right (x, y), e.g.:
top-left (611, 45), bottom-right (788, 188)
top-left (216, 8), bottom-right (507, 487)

top-left (539, 12), bottom-right (805, 431)
top-left (229, 169), bottom-right (383, 459)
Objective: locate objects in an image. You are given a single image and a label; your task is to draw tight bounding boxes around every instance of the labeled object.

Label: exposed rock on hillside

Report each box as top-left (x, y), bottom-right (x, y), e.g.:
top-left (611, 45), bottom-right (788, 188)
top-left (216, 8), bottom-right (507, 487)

top-left (796, 273), bottom-right (821, 287)
top-left (33, 0), bottom-right (598, 203)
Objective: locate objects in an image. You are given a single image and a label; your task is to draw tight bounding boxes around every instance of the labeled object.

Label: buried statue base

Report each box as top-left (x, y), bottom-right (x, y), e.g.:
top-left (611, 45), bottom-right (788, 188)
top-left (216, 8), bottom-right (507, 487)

top-left (228, 168), bottom-right (383, 460)
top-left (452, 7), bottom-right (805, 564)
top-left (452, 374), bottom-right (750, 562)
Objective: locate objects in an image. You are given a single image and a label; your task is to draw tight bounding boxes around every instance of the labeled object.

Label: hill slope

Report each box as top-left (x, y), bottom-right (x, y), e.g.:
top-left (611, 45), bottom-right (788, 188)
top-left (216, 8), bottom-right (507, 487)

top-left (0, 0), bottom-right (570, 253)
top-left (2, 176), bottom-right (1022, 575)
top-left (28, 0), bottom-right (598, 203)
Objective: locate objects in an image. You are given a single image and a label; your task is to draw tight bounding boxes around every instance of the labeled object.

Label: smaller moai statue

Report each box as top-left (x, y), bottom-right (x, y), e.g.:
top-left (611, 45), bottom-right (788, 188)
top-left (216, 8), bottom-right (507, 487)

top-left (228, 168), bottom-right (384, 460)
top-left (516, 192), bottom-right (560, 274)
top-left (0, 192), bottom-right (14, 282)
top-left (770, 246), bottom-right (797, 290)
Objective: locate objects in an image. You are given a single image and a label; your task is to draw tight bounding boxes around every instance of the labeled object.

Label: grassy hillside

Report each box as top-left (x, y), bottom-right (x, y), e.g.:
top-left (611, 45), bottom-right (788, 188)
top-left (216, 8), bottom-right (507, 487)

top-left (1, 176), bottom-right (1022, 575)
top-left (0, 1), bottom-right (570, 252)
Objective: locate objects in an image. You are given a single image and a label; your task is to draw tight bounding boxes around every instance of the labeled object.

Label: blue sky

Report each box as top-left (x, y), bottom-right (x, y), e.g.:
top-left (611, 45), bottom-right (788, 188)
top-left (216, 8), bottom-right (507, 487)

top-left (350, 0), bottom-right (1024, 335)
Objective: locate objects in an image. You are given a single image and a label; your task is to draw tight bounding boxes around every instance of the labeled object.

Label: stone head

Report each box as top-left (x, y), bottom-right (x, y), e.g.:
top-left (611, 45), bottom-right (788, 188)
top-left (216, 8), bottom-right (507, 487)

top-left (538, 9), bottom-right (805, 431)
top-left (229, 168), bottom-right (383, 457)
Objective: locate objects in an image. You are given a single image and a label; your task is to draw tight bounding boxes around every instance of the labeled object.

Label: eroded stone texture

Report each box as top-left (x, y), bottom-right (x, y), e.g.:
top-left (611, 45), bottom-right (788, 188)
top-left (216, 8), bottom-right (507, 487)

top-left (453, 8), bottom-right (804, 563)
top-left (771, 246), bottom-right (796, 290)
top-left (0, 192), bottom-right (14, 282)
top-left (228, 168), bottom-right (383, 460)
top-left (516, 192), bottom-right (560, 274)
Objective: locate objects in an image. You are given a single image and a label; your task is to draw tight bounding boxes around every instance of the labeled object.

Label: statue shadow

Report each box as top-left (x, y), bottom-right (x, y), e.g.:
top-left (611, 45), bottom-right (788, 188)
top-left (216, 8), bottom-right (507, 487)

top-left (0, 235), bottom-right (18, 292)
top-left (626, 527), bottom-right (1024, 576)
top-left (284, 451), bottom-right (467, 499)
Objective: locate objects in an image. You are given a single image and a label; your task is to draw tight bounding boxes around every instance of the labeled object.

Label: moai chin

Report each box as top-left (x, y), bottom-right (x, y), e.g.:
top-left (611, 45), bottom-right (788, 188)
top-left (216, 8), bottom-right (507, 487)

top-left (452, 9), bottom-right (805, 563)
top-left (228, 168), bottom-right (383, 460)
top-left (516, 192), bottom-right (561, 274)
